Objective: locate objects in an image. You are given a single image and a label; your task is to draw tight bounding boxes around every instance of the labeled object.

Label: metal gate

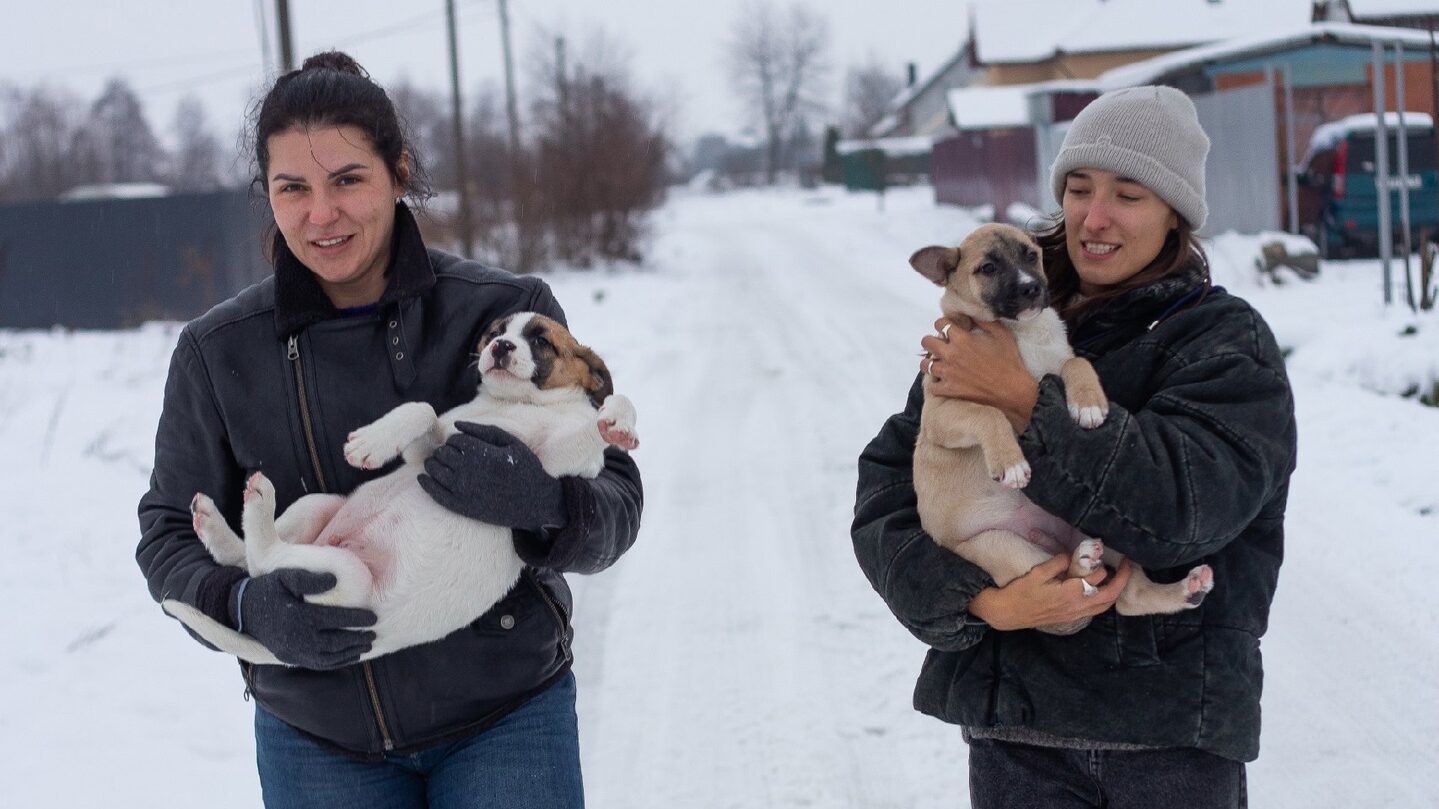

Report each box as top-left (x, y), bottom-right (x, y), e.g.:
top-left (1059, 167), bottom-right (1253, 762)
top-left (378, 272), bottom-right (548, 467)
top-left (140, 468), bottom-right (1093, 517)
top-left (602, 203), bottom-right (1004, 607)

top-left (1193, 83), bottom-right (1282, 235)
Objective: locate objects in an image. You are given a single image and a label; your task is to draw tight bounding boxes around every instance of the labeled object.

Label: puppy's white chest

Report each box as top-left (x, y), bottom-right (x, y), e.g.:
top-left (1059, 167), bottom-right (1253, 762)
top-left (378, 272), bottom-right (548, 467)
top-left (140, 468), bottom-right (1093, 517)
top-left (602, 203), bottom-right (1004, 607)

top-left (1010, 310), bottom-right (1074, 378)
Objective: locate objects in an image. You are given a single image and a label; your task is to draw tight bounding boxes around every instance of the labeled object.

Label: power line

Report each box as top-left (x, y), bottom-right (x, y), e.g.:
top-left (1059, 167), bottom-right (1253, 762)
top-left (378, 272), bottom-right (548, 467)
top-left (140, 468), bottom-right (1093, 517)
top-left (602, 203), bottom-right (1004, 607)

top-left (9, 48), bottom-right (261, 82)
top-left (19, 1), bottom-right (494, 105)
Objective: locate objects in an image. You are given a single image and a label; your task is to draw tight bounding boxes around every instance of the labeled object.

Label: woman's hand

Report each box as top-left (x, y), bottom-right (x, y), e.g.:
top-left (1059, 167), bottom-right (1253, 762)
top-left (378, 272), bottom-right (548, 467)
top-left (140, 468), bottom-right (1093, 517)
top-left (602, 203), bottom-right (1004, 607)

top-left (418, 422), bottom-right (566, 532)
top-left (967, 554), bottom-right (1133, 631)
top-left (920, 317), bottom-right (1039, 432)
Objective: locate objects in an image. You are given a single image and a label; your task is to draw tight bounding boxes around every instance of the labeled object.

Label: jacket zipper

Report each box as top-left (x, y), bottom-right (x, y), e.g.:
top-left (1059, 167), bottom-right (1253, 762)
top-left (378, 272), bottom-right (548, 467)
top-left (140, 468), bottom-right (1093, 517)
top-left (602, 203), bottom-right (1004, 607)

top-left (287, 335), bottom-right (328, 493)
top-left (524, 569), bottom-right (573, 663)
top-left (287, 332), bottom-right (395, 751)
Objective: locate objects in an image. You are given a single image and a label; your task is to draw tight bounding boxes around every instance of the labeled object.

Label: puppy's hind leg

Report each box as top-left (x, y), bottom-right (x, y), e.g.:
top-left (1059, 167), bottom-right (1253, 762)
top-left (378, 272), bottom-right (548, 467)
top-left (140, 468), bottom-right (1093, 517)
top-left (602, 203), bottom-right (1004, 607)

top-left (1114, 560), bottom-right (1215, 616)
top-left (240, 474), bottom-right (374, 609)
top-left (274, 494), bottom-right (346, 545)
top-left (190, 493), bottom-right (246, 568)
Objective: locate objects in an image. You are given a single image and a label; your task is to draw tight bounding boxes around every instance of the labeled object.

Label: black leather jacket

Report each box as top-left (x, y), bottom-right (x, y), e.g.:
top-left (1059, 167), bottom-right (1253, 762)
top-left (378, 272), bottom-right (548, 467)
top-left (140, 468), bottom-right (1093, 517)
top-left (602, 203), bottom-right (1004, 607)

top-left (852, 266), bottom-right (1296, 762)
top-left (138, 205), bottom-right (643, 756)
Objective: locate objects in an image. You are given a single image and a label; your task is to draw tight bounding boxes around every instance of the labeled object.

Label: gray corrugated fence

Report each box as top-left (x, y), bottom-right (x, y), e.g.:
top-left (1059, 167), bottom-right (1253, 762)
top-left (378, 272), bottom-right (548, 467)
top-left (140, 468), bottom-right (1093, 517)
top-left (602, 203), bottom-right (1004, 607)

top-left (0, 190), bottom-right (271, 329)
top-left (1193, 83), bottom-right (1282, 235)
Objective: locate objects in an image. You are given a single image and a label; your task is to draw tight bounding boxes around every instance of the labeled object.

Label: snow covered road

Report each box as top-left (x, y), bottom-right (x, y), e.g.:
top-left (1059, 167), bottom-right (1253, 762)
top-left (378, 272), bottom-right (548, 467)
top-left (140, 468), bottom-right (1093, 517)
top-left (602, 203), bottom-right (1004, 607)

top-left (2, 186), bottom-right (1436, 807)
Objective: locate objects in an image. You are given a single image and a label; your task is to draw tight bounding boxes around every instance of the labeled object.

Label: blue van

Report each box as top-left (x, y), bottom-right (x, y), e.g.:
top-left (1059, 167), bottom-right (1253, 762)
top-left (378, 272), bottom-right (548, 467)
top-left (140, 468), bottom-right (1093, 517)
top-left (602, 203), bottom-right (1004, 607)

top-left (1298, 112), bottom-right (1439, 259)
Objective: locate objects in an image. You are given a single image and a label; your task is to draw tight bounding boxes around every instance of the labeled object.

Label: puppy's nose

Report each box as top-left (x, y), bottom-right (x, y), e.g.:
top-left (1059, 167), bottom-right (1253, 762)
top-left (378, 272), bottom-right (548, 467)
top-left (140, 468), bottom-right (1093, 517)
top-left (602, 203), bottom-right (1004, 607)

top-left (1017, 280), bottom-right (1042, 300)
top-left (491, 338), bottom-right (515, 357)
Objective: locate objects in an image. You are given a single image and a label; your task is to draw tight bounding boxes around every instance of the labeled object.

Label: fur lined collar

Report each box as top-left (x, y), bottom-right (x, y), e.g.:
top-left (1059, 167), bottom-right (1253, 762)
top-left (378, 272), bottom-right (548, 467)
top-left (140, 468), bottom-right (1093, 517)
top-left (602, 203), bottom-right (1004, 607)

top-left (1071, 259), bottom-right (1213, 352)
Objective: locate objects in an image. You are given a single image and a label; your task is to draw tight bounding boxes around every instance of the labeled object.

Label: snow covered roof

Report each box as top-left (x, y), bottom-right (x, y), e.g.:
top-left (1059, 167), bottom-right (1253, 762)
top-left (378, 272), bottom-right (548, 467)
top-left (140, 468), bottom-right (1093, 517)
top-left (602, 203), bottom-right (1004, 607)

top-left (882, 45), bottom-right (969, 116)
top-left (1346, 0), bottom-right (1439, 18)
top-left (1304, 111), bottom-right (1435, 160)
top-left (946, 85), bottom-right (1033, 130)
top-left (970, 0), bottom-right (1313, 65)
top-left (1099, 22), bottom-right (1439, 89)
top-left (867, 113), bottom-right (901, 139)
top-left (835, 136), bottom-right (934, 157)
top-left (58, 183), bottom-right (171, 201)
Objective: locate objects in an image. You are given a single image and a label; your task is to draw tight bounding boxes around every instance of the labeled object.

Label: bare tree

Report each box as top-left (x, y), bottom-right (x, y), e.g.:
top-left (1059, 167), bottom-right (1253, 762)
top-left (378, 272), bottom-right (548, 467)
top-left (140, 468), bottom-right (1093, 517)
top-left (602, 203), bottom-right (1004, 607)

top-left (844, 58), bottom-right (903, 138)
top-left (528, 29), bottom-right (669, 266)
top-left (0, 83), bottom-right (86, 202)
top-left (70, 77), bottom-right (166, 186)
top-left (390, 78), bottom-right (453, 190)
top-left (169, 96), bottom-right (225, 192)
top-left (726, 2), bottom-right (830, 184)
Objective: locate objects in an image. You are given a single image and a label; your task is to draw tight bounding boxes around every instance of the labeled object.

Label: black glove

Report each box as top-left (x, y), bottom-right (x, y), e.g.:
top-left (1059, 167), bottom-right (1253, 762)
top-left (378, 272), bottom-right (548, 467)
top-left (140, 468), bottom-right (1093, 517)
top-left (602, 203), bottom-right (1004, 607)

top-left (418, 422), bottom-right (565, 532)
top-left (231, 569), bottom-right (377, 670)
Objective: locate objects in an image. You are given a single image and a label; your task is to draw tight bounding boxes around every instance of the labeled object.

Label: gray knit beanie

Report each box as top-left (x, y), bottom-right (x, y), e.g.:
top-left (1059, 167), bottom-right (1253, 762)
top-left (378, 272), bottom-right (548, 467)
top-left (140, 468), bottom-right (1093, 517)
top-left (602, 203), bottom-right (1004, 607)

top-left (1050, 85), bottom-right (1210, 231)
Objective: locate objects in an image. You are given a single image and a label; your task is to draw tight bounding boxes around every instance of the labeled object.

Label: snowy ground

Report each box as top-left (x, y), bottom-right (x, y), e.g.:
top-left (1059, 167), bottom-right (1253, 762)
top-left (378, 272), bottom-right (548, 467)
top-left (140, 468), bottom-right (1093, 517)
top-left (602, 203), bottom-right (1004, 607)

top-left (2, 185), bottom-right (1437, 807)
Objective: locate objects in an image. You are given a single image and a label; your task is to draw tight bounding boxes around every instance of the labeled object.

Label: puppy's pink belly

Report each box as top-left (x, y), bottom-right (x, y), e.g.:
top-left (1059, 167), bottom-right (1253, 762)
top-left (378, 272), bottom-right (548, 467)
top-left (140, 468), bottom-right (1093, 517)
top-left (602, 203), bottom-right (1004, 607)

top-left (965, 502), bottom-right (1087, 556)
top-left (315, 519), bottom-right (392, 586)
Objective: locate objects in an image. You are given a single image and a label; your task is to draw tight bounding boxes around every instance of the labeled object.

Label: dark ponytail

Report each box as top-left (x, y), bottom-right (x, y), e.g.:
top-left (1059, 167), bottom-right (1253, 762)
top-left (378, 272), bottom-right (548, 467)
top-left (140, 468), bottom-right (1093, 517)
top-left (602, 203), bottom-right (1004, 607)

top-left (248, 50), bottom-right (430, 200)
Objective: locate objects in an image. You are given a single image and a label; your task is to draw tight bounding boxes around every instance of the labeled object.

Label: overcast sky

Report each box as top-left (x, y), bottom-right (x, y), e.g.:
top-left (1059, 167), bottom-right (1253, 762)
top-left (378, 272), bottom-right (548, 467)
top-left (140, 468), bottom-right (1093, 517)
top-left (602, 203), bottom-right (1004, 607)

top-left (2, 0), bottom-right (968, 150)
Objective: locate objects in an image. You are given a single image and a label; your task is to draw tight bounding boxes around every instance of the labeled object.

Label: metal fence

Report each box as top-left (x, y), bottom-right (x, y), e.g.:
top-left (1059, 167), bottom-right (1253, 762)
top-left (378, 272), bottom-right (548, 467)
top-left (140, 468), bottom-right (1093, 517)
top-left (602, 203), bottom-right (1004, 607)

top-left (1193, 83), bottom-right (1282, 235)
top-left (0, 189), bottom-right (271, 329)
top-left (932, 127), bottom-right (1041, 215)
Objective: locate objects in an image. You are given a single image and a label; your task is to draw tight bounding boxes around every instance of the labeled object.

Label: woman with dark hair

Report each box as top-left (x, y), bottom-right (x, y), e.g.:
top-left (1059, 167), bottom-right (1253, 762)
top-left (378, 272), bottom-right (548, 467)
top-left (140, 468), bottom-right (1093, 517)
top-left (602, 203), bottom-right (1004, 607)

top-left (138, 51), bottom-right (642, 808)
top-left (853, 86), bottom-right (1297, 807)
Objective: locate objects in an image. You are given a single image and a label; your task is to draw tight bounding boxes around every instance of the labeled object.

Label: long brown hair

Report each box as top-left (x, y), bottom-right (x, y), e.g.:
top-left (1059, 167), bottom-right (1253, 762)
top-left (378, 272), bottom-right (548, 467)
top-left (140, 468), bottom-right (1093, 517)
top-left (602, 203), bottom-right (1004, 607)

top-left (1035, 214), bottom-right (1209, 328)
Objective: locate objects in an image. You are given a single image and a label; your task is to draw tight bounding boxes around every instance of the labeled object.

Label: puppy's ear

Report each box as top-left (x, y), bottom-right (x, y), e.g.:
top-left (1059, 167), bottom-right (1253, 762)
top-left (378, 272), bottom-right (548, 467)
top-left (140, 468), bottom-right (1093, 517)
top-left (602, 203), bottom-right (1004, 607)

top-left (910, 246), bottom-right (961, 286)
top-left (574, 345), bottom-right (615, 408)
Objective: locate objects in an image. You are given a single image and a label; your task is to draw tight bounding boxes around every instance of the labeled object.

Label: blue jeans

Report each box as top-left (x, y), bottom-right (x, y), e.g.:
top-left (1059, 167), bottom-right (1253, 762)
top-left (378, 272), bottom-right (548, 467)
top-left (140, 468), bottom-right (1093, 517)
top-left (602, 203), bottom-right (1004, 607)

top-left (254, 671), bottom-right (583, 809)
top-left (967, 738), bottom-right (1246, 809)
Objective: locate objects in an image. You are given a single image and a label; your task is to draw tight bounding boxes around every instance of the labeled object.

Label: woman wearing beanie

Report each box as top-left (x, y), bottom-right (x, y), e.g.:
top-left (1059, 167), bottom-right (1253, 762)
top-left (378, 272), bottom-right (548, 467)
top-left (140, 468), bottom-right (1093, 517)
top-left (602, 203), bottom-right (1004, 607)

top-left (853, 85), bottom-right (1296, 807)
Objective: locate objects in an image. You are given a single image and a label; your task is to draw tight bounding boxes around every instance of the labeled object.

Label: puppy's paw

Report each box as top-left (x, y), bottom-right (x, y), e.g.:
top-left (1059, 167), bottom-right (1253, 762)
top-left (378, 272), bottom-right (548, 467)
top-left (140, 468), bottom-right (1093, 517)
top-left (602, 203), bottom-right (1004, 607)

top-left (1068, 402), bottom-right (1109, 429)
top-left (995, 459), bottom-right (1031, 489)
top-left (343, 424), bottom-right (398, 470)
top-left (598, 418), bottom-right (640, 450)
top-left (244, 473), bottom-right (275, 517)
top-left (1071, 539), bottom-right (1104, 577)
top-left (191, 493), bottom-right (220, 539)
top-left (1184, 565), bottom-right (1215, 607)
top-left (597, 395), bottom-right (639, 451)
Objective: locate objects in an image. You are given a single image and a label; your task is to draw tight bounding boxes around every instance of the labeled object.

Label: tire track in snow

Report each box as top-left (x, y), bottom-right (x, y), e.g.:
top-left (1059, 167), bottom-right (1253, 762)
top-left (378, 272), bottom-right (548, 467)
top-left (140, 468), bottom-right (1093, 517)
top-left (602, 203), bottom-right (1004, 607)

top-left (575, 192), bottom-right (980, 808)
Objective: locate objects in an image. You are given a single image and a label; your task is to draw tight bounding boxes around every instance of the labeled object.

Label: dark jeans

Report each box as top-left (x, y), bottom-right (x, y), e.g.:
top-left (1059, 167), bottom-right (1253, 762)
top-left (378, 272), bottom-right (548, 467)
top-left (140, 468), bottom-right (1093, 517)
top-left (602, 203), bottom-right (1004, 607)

top-left (254, 671), bottom-right (584, 809)
top-left (968, 738), bottom-right (1246, 809)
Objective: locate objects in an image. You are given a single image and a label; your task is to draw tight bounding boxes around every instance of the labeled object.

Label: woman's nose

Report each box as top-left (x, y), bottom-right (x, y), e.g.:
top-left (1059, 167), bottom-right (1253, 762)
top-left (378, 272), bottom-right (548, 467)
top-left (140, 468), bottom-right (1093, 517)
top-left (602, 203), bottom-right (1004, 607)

top-left (1082, 198), bottom-right (1111, 231)
top-left (308, 190), bottom-right (340, 226)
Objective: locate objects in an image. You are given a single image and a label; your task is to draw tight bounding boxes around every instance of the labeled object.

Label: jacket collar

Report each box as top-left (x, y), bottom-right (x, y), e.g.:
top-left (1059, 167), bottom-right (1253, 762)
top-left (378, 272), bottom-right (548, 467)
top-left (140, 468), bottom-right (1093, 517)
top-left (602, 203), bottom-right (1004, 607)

top-left (273, 202), bottom-right (435, 336)
top-left (1070, 259), bottom-right (1212, 354)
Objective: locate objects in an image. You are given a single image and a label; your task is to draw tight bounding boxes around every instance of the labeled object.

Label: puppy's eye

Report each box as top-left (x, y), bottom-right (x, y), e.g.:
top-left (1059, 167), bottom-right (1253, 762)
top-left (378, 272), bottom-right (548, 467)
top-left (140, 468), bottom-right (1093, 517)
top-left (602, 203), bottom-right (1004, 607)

top-left (1025, 249), bottom-right (1038, 263)
top-left (533, 336), bottom-right (555, 352)
top-left (977, 262), bottom-right (998, 275)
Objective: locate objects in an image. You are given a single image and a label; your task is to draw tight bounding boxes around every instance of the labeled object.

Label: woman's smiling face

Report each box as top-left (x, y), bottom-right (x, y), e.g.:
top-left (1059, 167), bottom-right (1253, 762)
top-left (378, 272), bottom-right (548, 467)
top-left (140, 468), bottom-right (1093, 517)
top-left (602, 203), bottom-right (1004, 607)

top-left (1062, 168), bottom-right (1179, 295)
top-left (266, 124), bottom-right (408, 308)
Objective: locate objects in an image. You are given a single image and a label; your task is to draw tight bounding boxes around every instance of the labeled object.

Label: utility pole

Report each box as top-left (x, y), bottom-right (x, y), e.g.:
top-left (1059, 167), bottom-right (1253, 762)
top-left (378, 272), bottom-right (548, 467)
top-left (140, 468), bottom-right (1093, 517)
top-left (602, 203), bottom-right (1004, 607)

top-left (498, 0), bottom-right (522, 155)
top-left (276, 0), bottom-right (295, 73)
top-left (446, 0), bottom-right (474, 258)
top-left (556, 36), bottom-right (568, 116)
top-left (1374, 40), bottom-right (1394, 305)
top-left (497, 0), bottom-right (530, 270)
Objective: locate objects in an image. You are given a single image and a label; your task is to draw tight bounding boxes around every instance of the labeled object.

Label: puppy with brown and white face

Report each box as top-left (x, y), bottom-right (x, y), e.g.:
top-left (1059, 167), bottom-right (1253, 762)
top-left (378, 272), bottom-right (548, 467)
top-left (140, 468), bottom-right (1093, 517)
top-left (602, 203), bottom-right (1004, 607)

top-left (161, 311), bottom-right (638, 664)
top-left (910, 223), bottom-right (1212, 634)
top-left (475, 312), bottom-right (637, 450)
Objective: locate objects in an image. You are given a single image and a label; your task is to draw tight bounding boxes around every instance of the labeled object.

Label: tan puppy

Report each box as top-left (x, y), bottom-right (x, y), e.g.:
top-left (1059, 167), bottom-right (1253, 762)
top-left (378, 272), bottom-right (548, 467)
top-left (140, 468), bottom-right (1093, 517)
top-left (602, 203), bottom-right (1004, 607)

top-left (163, 312), bottom-right (639, 664)
top-left (910, 224), bottom-right (1212, 634)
